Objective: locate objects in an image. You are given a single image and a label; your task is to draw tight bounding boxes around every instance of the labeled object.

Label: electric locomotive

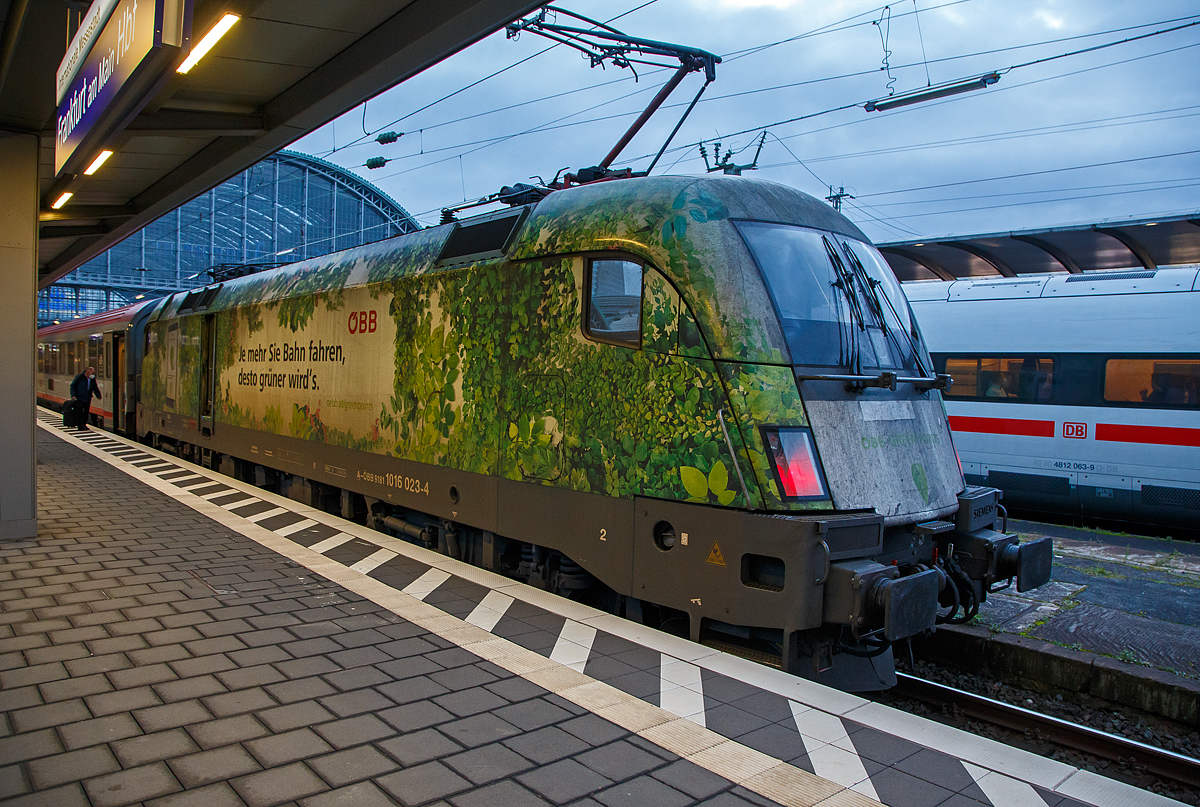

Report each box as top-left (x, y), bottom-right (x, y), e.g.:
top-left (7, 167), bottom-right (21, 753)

top-left (39, 175), bottom-right (1053, 689)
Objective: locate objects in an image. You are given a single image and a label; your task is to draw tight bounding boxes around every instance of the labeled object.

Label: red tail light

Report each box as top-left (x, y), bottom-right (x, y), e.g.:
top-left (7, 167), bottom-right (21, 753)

top-left (762, 427), bottom-right (829, 500)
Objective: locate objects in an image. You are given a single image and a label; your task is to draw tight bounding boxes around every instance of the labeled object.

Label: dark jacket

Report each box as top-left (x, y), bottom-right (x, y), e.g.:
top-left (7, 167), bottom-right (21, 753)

top-left (71, 373), bottom-right (100, 405)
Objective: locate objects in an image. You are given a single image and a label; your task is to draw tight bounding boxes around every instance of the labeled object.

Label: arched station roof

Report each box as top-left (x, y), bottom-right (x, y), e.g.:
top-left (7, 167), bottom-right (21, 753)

top-left (879, 212), bottom-right (1200, 281)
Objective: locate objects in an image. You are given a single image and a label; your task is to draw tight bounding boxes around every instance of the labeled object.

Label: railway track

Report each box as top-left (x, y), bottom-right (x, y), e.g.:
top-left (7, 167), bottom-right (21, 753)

top-left (892, 672), bottom-right (1200, 788)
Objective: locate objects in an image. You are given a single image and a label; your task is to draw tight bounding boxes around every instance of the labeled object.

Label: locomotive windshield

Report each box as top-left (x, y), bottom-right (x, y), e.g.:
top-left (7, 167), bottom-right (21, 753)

top-left (736, 221), bottom-right (923, 372)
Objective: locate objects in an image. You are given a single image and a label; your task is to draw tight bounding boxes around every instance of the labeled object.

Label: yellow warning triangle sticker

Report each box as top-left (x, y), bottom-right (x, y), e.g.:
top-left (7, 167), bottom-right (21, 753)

top-left (706, 541), bottom-right (726, 567)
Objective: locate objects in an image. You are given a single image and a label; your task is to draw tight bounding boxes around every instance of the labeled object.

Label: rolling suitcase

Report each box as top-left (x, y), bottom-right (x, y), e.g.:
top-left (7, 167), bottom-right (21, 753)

top-left (63, 400), bottom-right (82, 427)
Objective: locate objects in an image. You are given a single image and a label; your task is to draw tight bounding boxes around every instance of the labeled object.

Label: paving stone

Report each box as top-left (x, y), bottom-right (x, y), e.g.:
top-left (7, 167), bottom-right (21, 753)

top-left (231, 761), bottom-right (329, 807)
top-left (230, 645), bottom-right (292, 667)
top-left (651, 758), bottom-right (733, 800)
top-left (108, 662), bottom-right (178, 689)
top-left (245, 728), bottom-right (334, 767)
top-left (594, 775), bottom-right (693, 807)
top-left (434, 687), bottom-right (508, 718)
top-left (154, 674), bottom-right (227, 702)
top-left (204, 687), bottom-right (278, 717)
top-left (445, 741), bottom-right (534, 785)
top-left (258, 700), bottom-right (337, 733)
top-left (169, 653), bottom-right (237, 677)
top-left (169, 743), bottom-right (262, 788)
top-left (0, 685), bottom-right (42, 712)
top-left (484, 676), bottom-right (544, 704)
top-left (559, 715), bottom-right (628, 747)
top-left (28, 744), bottom-right (120, 789)
top-left (0, 763), bottom-right (29, 799)
top-left (265, 676), bottom-right (338, 704)
top-left (577, 741), bottom-right (663, 781)
top-left (145, 781), bottom-right (246, 807)
top-left (379, 699), bottom-right (456, 732)
top-left (65, 653), bottom-right (132, 677)
top-left (518, 758), bottom-right (614, 804)
top-left (870, 766), bottom-right (956, 807)
top-left (134, 699), bottom-right (214, 731)
top-left (494, 697), bottom-right (573, 731)
top-left (377, 761), bottom-right (470, 805)
top-left (187, 713), bottom-right (270, 749)
top-left (87, 684), bottom-right (163, 716)
top-left (376, 674), bottom-right (449, 706)
top-left (275, 656), bottom-right (341, 679)
top-left (446, 779), bottom-right (553, 807)
top-left (84, 761), bottom-right (182, 807)
top-left (438, 713), bottom-right (523, 749)
top-left (11, 697), bottom-right (91, 733)
top-left (127, 644), bottom-right (193, 666)
top-left (501, 725), bottom-right (590, 766)
top-left (25, 642), bottom-right (90, 665)
top-left (307, 744), bottom-right (399, 787)
top-left (319, 687), bottom-right (394, 717)
top-left (1, 661), bottom-right (68, 689)
top-left (60, 712), bottom-right (143, 750)
top-left (312, 714), bottom-right (395, 749)
top-left (112, 727), bottom-right (201, 767)
top-left (322, 666), bottom-right (391, 692)
top-left (2, 783), bottom-right (91, 807)
top-left (0, 728), bottom-right (62, 763)
top-left (298, 781), bottom-right (399, 807)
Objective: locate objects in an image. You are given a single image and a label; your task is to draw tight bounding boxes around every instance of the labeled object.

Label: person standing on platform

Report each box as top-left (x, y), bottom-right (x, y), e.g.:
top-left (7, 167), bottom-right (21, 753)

top-left (71, 366), bottom-right (100, 431)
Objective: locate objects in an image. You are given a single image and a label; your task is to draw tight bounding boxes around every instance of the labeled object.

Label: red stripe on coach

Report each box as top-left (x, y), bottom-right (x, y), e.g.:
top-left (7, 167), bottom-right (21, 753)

top-left (1095, 423), bottom-right (1200, 447)
top-left (947, 416), bottom-right (1055, 437)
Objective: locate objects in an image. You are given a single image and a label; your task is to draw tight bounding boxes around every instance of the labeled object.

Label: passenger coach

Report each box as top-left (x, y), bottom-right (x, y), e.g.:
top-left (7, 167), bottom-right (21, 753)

top-left (909, 267), bottom-right (1200, 531)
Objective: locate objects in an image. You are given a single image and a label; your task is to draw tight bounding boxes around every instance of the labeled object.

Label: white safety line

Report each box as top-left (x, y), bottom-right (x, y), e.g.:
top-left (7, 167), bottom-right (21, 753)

top-left (660, 655), bottom-right (706, 727)
top-left (402, 568), bottom-right (451, 601)
top-left (964, 762), bottom-right (1050, 807)
top-left (791, 701), bottom-right (880, 801)
top-left (465, 590), bottom-right (514, 633)
top-left (350, 548), bottom-right (398, 575)
top-left (199, 488), bottom-right (243, 500)
top-left (549, 620), bottom-right (597, 672)
top-left (276, 518), bottom-right (319, 536)
top-left (244, 506), bottom-right (290, 523)
top-left (309, 533), bottom-right (354, 554)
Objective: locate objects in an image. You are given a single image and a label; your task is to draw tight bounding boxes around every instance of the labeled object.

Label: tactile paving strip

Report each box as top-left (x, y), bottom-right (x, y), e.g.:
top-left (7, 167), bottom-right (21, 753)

top-left (37, 410), bottom-right (1178, 807)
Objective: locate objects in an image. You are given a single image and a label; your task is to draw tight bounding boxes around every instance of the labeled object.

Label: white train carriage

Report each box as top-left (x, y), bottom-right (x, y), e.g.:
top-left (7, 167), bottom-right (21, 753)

top-left (907, 266), bottom-right (1200, 531)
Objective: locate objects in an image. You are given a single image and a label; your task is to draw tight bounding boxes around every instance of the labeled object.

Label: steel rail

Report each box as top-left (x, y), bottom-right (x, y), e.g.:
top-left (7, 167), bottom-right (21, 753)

top-left (893, 672), bottom-right (1200, 788)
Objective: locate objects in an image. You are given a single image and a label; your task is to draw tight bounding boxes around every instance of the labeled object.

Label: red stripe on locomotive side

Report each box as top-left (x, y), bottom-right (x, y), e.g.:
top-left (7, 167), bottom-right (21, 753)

top-left (947, 415), bottom-right (1055, 437)
top-left (1095, 423), bottom-right (1200, 447)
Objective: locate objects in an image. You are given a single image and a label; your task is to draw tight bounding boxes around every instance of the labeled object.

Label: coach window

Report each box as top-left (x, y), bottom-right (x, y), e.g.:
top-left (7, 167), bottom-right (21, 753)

top-left (586, 259), bottom-right (642, 347)
top-left (1104, 359), bottom-right (1200, 407)
top-left (944, 357), bottom-right (1054, 401)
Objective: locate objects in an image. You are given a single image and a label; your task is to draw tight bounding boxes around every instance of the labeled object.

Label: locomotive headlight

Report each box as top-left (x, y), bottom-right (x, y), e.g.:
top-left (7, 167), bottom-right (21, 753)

top-left (761, 427), bottom-right (828, 500)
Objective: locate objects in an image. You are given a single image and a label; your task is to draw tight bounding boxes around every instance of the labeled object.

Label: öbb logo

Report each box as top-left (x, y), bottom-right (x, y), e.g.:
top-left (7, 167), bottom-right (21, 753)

top-left (348, 310), bottom-right (377, 334)
top-left (1063, 422), bottom-right (1087, 439)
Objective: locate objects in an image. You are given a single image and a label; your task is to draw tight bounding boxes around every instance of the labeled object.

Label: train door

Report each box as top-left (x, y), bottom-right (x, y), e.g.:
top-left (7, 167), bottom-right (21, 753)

top-left (113, 335), bottom-right (127, 433)
top-left (199, 314), bottom-right (216, 437)
top-left (165, 322), bottom-right (179, 409)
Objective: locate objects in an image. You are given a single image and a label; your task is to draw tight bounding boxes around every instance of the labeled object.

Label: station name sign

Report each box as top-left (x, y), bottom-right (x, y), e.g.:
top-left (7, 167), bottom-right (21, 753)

top-left (54, 0), bottom-right (191, 176)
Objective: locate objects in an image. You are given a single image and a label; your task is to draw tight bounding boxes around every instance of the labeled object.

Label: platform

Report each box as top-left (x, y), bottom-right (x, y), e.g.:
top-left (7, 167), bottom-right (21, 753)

top-left (0, 410), bottom-right (1182, 807)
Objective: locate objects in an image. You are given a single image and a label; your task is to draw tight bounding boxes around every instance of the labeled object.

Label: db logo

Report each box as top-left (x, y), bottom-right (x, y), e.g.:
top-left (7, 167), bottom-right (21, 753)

top-left (348, 310), bottom-right (377, 334)
top-left (1063, 422), bottom-right (1087, 439)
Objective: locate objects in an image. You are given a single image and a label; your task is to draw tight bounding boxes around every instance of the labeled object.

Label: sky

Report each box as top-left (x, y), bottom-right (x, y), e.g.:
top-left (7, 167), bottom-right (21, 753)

top-left (291, 0), bottom-right (1200, 246)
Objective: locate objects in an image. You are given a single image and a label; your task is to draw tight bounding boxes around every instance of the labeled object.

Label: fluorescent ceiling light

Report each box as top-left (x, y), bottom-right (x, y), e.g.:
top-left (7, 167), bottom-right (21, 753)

top-left (84, 150), bottom-right (113, 175)
top-left (51, 192), bottom-right (73, 209)
top-left (177, 13), bottom-right (240, 74)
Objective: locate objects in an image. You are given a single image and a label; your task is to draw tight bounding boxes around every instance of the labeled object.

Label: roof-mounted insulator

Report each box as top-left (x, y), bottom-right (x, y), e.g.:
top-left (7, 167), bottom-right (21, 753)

top-left (365, 157), bottom-right (388, 170)
top-left (376, 131), bottom-right (401, 145)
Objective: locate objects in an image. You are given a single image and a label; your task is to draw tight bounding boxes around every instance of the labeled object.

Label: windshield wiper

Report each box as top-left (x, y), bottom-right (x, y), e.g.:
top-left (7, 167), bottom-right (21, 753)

top-left (796, 369), bottom-right (952, 394)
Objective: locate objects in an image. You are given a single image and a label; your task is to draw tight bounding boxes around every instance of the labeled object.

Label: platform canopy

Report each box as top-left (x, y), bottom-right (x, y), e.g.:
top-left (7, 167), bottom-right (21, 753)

top-left (879, 212), bottom-right (1200, 281)
top-left (0, 0), bottom-right (540, 290)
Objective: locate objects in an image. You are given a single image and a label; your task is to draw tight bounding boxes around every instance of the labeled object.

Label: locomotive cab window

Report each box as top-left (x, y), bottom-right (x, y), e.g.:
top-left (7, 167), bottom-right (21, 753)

top-left (586, 259), bottom-right (642, 347)
top-left (944, 356), bottom-right (1054, 401)
top-left (1104, 359), bottom-right (1200, 408)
